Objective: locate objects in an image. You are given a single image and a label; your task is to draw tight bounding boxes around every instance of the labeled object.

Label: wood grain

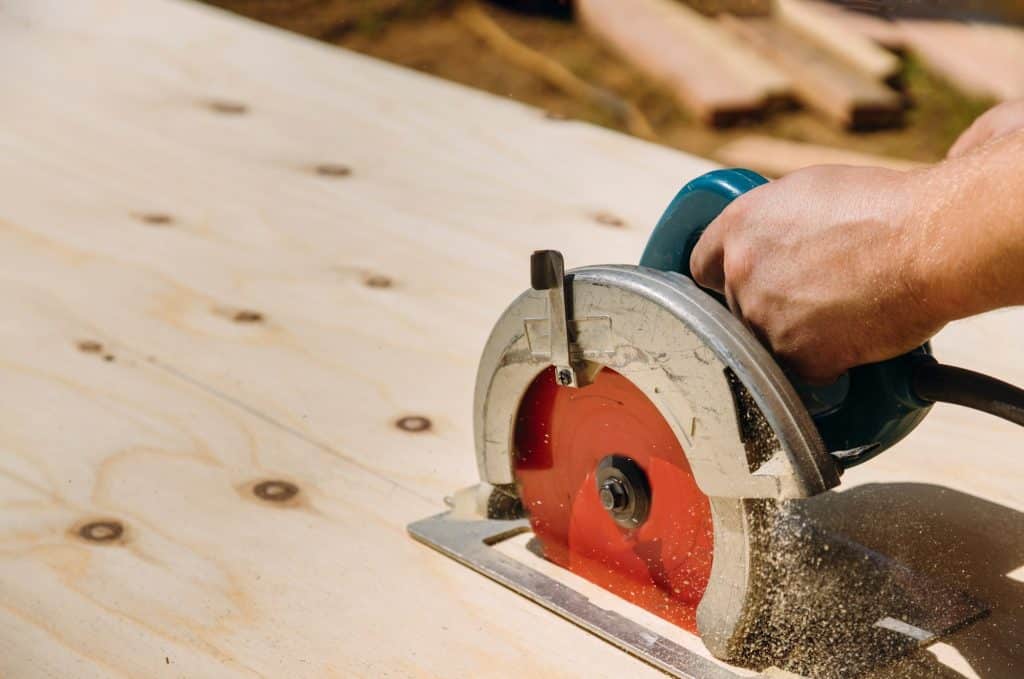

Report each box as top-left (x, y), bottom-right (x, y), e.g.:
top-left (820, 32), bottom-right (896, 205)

top-left (0, 0), bottom-right (1021, 677)
top-left (0, 1), bottom-right (708, 676)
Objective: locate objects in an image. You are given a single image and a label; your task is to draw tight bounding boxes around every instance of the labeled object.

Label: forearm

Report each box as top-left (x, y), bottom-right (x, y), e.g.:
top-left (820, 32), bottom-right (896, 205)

top-left (909, 129), bottom-right (1024, 324)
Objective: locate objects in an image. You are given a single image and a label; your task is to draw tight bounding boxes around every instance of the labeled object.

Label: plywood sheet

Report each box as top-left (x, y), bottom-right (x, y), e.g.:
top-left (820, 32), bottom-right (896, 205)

top-left (0, 1), bottom-right (1020, 677)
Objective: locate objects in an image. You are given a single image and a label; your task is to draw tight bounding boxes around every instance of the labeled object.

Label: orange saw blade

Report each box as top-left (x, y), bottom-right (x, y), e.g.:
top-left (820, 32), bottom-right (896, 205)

top-left (514, 366), bottom-right (714, 632)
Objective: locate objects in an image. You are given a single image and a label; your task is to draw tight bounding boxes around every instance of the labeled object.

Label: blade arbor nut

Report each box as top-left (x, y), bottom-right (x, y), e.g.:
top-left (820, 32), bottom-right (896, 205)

top-left (596, 455), bottom-right (651, 529)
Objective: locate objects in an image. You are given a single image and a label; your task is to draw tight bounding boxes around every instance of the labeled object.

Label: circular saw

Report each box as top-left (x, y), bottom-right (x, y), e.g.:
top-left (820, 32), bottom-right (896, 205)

top-left (410, 169), bottom-right (1024, 677)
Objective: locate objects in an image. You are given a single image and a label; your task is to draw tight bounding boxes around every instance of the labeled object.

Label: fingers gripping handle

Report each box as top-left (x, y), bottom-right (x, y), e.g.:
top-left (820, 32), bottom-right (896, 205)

top-left (640, 168), bottom-right (932, 466)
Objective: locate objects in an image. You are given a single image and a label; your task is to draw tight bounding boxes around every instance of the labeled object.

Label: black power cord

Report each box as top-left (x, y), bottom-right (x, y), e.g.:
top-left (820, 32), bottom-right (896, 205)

top-left (913, 362), bottom-right (1024, 427)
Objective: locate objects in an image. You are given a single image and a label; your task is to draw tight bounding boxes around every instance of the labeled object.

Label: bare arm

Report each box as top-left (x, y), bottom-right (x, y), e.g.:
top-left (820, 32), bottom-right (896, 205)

top-left (689, 127), bottom-right (1024, 383)
top-left (916, 129), bottom-right (1024, 320)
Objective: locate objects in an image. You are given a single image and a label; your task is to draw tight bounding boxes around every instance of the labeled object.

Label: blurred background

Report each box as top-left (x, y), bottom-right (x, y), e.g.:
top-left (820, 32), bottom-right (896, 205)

top-left (202, 0), bottom-right (1024, 174)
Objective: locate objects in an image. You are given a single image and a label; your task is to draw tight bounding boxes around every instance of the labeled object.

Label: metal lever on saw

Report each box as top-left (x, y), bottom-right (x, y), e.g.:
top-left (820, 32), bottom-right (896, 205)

top-left (640, 168), bottom-right (933, 466)
top-left (531, 249), bottom-right (579, 388)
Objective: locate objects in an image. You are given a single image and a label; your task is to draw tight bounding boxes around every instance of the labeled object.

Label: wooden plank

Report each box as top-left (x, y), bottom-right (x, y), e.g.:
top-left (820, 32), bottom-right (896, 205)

top-left (900, 19), bottom-right (1024, 102)
top-left (577, 0), bottom-right (792, 125)
top-left (777, 7), bottom-right (1024, 102)
top-left (0, 0), bottom-right (1022, 677)
top-left (714, 135), bottom-right (922, 176)
top-left (773, 0), bottom-right (901, 80)
top-left (803, 6), bottom-right (1024, 102)
top-left (720, 14), bottom-right (904, 128)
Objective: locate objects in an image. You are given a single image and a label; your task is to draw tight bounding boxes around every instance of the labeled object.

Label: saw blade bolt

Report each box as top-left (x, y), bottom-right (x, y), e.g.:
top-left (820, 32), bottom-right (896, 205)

top-left (557, 369), bottom-right (573, 386)
top-left (595, 455), bottom-right (651, 529)
top-left (599, 478), bottom-right (629, 511)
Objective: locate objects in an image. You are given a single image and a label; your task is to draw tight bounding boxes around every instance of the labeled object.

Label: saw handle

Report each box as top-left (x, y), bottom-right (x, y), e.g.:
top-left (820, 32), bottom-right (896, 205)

top-left (639, 168), bottom-right (932, 465)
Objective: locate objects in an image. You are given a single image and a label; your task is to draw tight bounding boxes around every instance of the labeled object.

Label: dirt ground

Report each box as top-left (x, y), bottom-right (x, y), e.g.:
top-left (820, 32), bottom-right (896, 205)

top-left (205, 0), bottom-right (994, 163)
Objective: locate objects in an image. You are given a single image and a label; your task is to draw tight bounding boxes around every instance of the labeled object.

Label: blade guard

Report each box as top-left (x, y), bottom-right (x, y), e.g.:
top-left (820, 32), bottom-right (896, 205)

top-left (640, 168), bottom-right (933, 464)
top-left (472, 263), bottom-right (840, 658)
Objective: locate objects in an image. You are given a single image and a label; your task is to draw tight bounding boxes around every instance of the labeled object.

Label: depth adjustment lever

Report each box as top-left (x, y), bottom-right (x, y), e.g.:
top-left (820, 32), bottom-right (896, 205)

top-left (530, 250), bottom-right (578, 388)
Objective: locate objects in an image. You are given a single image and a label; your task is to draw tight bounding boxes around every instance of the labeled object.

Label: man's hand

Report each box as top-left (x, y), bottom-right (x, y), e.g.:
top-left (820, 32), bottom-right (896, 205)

top-left (689, 165), bottom-right (944, 383)
top-left (948, 100), bottom-right (1024, 159)
top-left (688, 127), bottom-right (1024, 384)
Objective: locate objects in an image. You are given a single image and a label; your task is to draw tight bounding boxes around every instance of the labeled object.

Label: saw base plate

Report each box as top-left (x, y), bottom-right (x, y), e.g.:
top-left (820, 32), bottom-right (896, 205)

top-left (408, 505), bottom-right (987, 679)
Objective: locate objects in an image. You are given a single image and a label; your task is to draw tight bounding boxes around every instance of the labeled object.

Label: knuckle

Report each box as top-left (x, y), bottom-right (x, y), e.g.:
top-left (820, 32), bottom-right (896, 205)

top-left (741, 307), bottom-right (763, 333)
top-left (718, 188), bottom-right (764, 228)
top-left (740, 293), bottom-right (771, 331)
top-left (723, 242), bottom-right (754, 284)
top-left (690, 251), bottom-right (711, 286)
top-left (721, 193), bottom-right (755, 222)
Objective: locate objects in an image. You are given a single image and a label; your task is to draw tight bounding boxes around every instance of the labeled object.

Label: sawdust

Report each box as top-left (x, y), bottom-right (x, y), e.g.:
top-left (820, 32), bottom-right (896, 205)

top-left (713, 372), bottom-right (988, 677)
top-left (730, 500), bottom-right (986, 678)
top-left (725, 368), bottom-right (782, 472)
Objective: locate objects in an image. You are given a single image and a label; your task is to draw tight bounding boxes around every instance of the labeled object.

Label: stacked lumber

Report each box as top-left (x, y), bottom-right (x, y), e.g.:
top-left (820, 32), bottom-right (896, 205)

top-left (719, 13), bottom-right (903, 128)
top-left (715, 135), bottom-right (923, 177)
top-left (773, 0), bottom-right (900, 81)
top-left (577, 0), bottom-right (906, 129)
top-left (556, 0), bottom-right (1024, 131)
top-left (807, 2), bottom-right (1024, 103)
top-left (576, 0), bottom-right (792, 125)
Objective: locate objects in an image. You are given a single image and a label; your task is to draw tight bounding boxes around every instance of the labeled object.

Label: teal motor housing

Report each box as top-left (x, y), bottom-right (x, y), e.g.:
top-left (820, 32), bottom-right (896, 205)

top-left (640, 168), bottom-right (933, 467)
